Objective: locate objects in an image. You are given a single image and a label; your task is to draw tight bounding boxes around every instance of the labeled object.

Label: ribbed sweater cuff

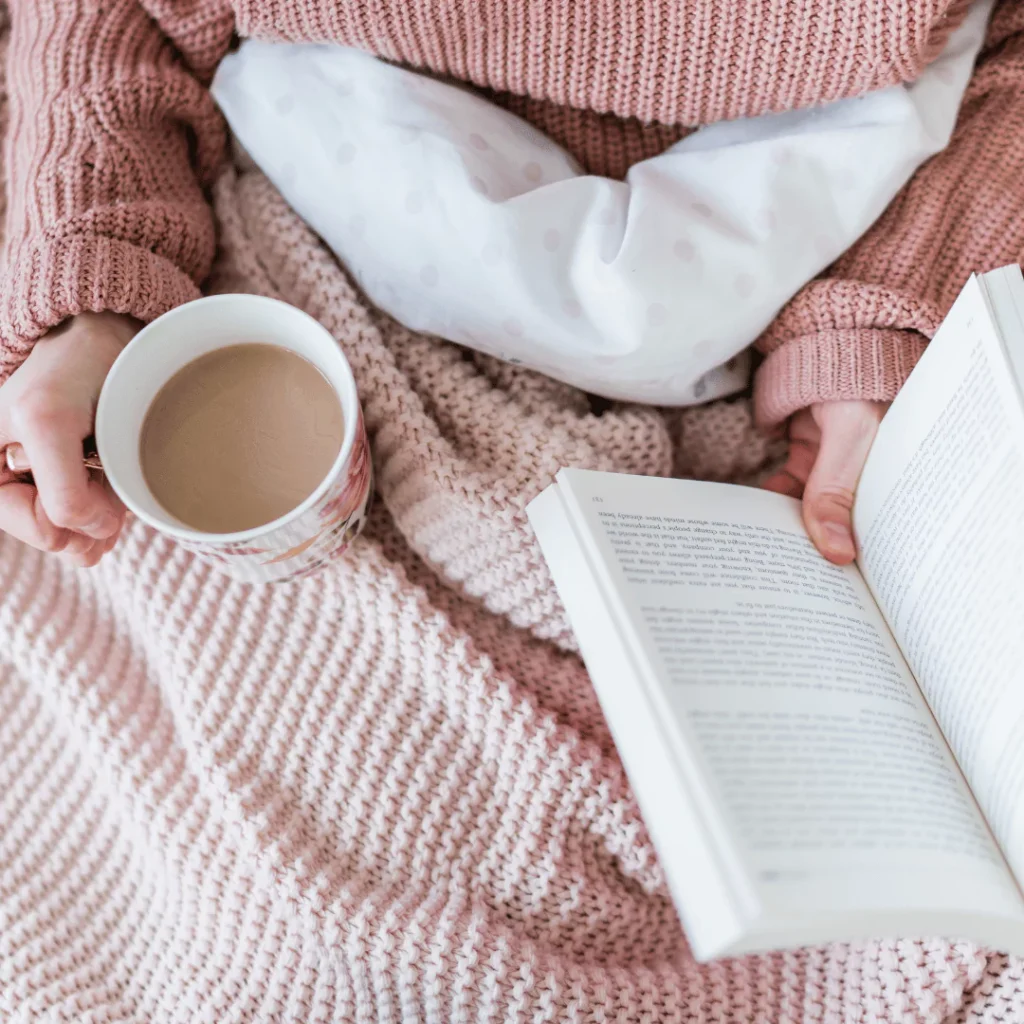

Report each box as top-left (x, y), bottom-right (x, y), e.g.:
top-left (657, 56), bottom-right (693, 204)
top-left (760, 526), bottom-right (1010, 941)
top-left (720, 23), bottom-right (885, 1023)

top-left (0, 235), bottom-right (202, 378)
top-left (754, 327), bottom-right (929, 428)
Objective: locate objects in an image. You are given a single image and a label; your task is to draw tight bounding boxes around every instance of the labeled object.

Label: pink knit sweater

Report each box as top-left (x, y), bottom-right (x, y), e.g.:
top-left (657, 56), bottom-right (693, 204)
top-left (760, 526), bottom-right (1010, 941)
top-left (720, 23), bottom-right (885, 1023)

top-left (2, 0), bottom-right (1024, 423)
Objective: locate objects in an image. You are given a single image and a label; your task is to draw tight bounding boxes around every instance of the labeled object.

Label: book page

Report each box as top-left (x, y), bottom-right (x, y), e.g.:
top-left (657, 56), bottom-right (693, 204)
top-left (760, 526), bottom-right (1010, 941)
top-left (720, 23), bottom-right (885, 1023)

top-left (854, 271), bottom-right (1024, 885)
top-left (557, 468), bottom-right (1022, 926)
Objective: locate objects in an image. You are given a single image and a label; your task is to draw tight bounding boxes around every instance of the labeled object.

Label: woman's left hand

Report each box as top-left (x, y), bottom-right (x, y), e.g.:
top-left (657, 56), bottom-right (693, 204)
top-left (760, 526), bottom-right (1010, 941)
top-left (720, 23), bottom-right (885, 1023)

top-left (762, 400), bottom-right (889, 565)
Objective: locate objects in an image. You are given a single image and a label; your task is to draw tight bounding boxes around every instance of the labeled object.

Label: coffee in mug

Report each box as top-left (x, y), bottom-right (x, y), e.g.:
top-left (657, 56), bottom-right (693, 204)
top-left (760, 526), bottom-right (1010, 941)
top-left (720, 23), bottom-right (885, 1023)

top-left (140, 343), bottom-right (344, 533)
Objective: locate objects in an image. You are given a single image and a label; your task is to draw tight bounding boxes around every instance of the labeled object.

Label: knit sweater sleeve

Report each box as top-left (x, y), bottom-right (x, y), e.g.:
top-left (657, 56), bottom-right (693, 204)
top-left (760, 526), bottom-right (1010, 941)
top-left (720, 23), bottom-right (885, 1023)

top-left (754, 1), bottom-right (1024, 428)
top-left (0, 0), bottom-right (235, 378)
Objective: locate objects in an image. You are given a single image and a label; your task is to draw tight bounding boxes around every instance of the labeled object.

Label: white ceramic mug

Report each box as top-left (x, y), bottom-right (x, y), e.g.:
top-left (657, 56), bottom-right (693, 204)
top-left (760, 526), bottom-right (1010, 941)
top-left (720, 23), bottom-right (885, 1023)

top-left (95, 294), bottom-right (373, 583)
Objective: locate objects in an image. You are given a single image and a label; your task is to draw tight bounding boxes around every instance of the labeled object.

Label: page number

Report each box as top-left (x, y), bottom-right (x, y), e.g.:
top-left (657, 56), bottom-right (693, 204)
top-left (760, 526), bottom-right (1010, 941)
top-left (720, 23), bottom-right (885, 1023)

top-left (592, 497), bottom-right (604, 503)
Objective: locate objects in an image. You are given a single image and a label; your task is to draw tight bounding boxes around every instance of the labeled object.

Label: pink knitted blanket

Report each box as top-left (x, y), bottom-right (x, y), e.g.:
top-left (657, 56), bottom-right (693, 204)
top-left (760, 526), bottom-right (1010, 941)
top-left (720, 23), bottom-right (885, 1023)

top-left (0, 17), bottom-right (1021, 1023)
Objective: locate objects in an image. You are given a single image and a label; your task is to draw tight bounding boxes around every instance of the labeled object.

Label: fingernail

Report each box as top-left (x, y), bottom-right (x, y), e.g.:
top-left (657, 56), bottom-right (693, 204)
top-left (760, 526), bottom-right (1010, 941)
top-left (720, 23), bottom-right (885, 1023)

top-left (87, 514), bottom-right (120, 539)
top-left (822, 521), bottom-right (855, 560)
top-left (4, 444), bottom-right (29, 473)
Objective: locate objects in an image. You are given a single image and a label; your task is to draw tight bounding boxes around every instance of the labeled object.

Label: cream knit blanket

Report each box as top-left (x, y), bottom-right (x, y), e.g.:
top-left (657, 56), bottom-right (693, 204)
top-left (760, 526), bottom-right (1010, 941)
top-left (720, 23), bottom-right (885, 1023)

top-left (0, 15), bottom-right (1021, 1023)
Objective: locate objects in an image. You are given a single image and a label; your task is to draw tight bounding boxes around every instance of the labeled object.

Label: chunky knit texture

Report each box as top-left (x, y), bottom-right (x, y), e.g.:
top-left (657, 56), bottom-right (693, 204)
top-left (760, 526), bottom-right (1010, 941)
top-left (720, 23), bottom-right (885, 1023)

top-left (3, 0), bottom-right (1024, 423)
top-left (4, 12), bottom-right (1024, 1022)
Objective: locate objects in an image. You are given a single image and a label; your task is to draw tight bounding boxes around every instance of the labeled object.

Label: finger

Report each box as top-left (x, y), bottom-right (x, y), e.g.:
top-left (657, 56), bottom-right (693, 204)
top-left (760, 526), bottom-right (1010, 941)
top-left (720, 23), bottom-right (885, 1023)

top-left (62, 535), bottom-right (110, 569)
top-left (0, 483), bottom-right (72, 553)
top-left (788, 410), bottom-right (821, 445)
top-left (70, 509), bottom-right (124, 568)
top-left (61, 530), bottom-right (101, 561)
top-left (100, 474), bottom-right (128, 530)
top-left (91, 516), bottom-right (124, 563)
top-left (762, 469), bottom-right (804, 498)
top-left (3, 442), bottom-right (29, 474)
top-left (762, 432), bottom-right (817, 497)
top-left (802, 418), bottom-right (878, 565)
top-left (17, 410), bottom-right (120, 540)
top-left (783, 438), bottom-right (818, 484)
top-left (47, 475), bottom-right (123, 568)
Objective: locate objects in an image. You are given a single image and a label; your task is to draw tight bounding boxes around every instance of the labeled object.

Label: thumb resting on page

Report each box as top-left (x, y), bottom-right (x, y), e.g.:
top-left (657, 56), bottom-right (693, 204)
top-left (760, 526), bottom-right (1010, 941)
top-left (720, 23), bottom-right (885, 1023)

top-left (762, 400), bottom-right (888, 565)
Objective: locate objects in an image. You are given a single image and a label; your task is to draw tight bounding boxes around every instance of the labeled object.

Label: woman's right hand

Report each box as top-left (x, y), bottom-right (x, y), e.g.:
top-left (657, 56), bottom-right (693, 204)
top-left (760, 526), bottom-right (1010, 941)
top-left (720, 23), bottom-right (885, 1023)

top-left (0, 312), bottom-right (139, 567)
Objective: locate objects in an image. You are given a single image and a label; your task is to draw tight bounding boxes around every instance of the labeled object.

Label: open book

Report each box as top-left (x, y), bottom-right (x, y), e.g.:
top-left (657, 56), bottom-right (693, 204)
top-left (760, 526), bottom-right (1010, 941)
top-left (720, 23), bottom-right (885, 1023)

top-left (527, 265), bottom-right (1024, 962)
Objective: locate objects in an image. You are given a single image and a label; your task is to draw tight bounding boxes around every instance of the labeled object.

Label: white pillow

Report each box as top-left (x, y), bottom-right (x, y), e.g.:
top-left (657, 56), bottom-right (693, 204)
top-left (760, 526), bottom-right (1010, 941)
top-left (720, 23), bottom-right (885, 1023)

top-left (213, 1), bottom-right (989, 405)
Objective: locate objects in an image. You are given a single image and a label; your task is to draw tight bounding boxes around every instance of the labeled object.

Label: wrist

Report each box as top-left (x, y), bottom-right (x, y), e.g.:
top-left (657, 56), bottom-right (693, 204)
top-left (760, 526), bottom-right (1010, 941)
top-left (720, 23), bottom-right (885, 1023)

top-left (43, 312), bottom-right (141, 366)
top-left (754, 326), bottom-right (926, 429)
